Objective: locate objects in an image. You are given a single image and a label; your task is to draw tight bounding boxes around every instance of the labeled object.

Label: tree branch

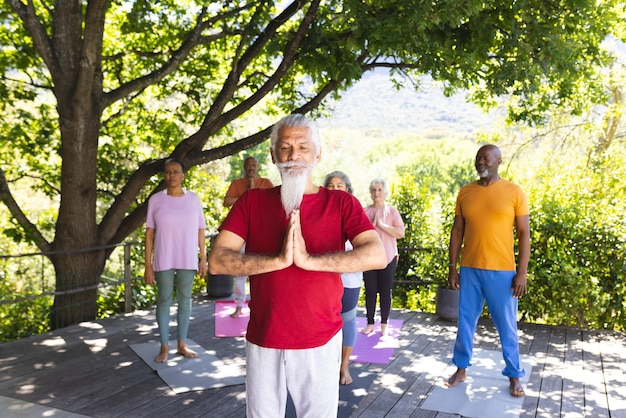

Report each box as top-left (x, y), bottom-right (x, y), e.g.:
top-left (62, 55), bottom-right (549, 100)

top-left (98, 159), bottom-right (164, 245)
top-left (0, 168), bottom-right (51, 253)
top-left (6, 0), bottom-right (59, 78)
top-left (73, 0), bottom-right (108, 105)
top-left (102, 4), bottom-right (248, 108)
top-left (206, 0), bottom-right (317, 127)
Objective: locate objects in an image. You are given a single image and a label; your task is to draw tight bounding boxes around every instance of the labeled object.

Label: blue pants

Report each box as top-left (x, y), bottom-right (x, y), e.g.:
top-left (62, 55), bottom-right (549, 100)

top-left (341, 287), bottom-right (360, 347)
top-left (453, 267), bottom-right (525, 378)
top-left (155, 269), bottom-right (196, 345)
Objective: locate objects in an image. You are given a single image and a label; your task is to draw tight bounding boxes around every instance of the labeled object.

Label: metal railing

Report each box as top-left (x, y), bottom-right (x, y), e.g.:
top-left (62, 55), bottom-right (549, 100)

top-left (0, 241), bottom-right (140, 312)
top-left (0, 240), bottom-right (441, 311)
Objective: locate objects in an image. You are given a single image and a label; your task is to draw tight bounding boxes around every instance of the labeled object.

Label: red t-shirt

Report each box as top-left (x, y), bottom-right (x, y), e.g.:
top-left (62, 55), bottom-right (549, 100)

top-left (219, 186), bottom-right (374, 349)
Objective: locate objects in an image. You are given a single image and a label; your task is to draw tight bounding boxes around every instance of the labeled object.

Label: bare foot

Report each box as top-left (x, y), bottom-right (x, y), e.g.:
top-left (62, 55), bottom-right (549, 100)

top-left (155, 344), bottom-right (169, 363)
top-left (340, 345), bottom-right (354, 385)
top-left (230, 306), bottom-right (243, 318)
top-left (509, 377), bottom-right (525, 397)
top-left (360, 324), bottom-right (375, 335)
top-left (445, 368), bottom-right (467, 387)
top-left (340, 367), bottom-right (353, 385)
top-left (380, 323), bottom-right (388, 336)
top-left (177, 342), bottom-right (198, 359)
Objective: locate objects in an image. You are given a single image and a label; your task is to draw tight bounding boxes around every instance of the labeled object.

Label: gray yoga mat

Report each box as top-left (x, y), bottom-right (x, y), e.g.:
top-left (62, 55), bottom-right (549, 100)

top-left (129, 339), bottom-right (245, 393)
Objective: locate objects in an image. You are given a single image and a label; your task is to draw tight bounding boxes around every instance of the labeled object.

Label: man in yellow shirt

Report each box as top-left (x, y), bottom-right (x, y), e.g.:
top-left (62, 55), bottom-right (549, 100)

top-left (446, 144), bottom-right (530, 398)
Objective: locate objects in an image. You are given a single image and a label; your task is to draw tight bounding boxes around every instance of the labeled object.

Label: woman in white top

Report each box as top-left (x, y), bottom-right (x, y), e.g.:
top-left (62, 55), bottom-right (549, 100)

top-left (324, 171), bottom-right (362, 385)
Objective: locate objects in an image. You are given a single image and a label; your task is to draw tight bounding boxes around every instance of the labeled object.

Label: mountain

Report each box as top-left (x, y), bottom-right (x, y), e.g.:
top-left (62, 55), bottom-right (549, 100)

top-left (317, 69), bottom-right (501, 138)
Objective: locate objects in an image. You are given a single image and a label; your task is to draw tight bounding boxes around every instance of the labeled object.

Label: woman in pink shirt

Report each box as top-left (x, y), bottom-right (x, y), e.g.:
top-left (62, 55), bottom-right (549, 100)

top-left (144, 158), bottom-right (208, 363)
top-left (362, 178), bottom-right (405, 336)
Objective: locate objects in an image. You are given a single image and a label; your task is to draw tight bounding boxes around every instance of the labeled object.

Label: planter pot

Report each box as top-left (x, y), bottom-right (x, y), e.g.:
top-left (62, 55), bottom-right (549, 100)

top-left (207, 274), bottom-right (234, 298)
top-left (436, 286), bottom-right (459, 322)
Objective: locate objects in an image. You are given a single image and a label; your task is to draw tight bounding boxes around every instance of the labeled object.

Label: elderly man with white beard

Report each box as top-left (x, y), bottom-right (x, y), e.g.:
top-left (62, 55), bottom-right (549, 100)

top-left (209, 114), bottom-right (387, 418)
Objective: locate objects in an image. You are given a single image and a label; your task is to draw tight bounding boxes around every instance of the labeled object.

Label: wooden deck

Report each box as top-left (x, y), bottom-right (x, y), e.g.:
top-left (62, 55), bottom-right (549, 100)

top-left (1, 296), bottom-right (625, 418)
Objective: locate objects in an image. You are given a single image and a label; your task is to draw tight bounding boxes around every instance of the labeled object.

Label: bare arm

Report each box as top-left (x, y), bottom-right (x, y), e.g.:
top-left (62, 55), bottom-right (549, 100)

top-left (209, 209), bottom-right (387, 277)
top-left (292, 210), bottom-right (387, 273)
top-left (198, 229), bottom-right (208, 277)
top-left (447, 215), bottom-right (465, 289)
top-left (144, 227), bottom-right (155, 284)
top-left (208, 227), bottom-right (293, 277)
top-left (512, 214), bottom-right (530, 298)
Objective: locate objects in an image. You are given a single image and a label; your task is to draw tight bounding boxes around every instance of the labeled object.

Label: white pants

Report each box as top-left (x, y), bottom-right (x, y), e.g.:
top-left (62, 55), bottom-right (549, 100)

top-left (245, 331), bottom-right (342, 418)
top-left (233, 276), bottom-right (246, 307)
top-left (234, 244), bottom-right (247, 307)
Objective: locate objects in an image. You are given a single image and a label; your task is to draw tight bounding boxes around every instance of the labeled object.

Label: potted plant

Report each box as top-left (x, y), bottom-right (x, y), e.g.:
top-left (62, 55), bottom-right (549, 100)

top-left (436, 282), bottom-right (459, 321)
top-left (207, 273), bottom-right (234, 298)
top-left (433, 249), bottom-right (458, 322)
top-left (206, 235), bottom-right (235, 298)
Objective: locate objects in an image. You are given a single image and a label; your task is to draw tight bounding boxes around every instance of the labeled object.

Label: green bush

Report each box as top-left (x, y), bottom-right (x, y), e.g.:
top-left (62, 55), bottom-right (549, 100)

top-left (521, 154), bottom-right (626, 330)
top-left (0, 297), bottom-right (52, 342)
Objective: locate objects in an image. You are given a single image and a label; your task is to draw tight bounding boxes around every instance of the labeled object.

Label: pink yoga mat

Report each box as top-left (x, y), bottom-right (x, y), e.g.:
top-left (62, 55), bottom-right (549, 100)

top-left (350, 317), bottom-right (403, 364)
top-left (213, 303), bottom-right (404, 365)
top-left (214, 300), bottom-right (249, 337)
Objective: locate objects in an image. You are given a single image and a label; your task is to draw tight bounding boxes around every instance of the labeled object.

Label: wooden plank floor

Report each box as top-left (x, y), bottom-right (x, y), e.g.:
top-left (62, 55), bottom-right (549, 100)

top-left (1, 296), bottom-right (625, 417)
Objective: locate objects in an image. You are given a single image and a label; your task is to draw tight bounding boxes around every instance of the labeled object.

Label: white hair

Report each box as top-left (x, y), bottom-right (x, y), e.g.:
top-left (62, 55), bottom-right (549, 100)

top-left (369, 178), bottom-right (390, 196)
top-left (270, 114), bottom-right (321, 155)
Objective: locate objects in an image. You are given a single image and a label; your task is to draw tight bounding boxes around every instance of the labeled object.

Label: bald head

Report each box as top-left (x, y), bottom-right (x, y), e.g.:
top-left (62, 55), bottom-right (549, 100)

top-left (477, 144), bottom-right (501, 159)
top-left (475, 144), bottom-right (502, 179)
top-left (243, 157), bottom-right (259, 178)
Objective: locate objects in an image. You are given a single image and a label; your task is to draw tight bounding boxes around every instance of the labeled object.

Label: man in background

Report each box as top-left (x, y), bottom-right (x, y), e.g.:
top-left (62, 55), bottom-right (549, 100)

top-left (446, 144), bottom-right (530, 397)
top-left (223, 156), bottom-right (273, 317)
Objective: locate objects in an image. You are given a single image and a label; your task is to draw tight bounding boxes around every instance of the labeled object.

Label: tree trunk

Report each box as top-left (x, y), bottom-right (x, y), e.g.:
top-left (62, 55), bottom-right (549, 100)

top-left (50, 89), bottom-right (103, 328)
top-left (50, 250), bottom-right (106, 329)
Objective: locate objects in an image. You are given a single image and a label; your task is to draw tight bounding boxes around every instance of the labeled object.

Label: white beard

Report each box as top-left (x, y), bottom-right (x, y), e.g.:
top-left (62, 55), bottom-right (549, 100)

top-left (276, 161), bottom-right (314, 216)
top-left (477, 168), bottom-right (489, 178)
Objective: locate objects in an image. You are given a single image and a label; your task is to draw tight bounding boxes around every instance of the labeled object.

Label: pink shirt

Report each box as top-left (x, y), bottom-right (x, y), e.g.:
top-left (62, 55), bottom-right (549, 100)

top-left (364, 205), bottom-right (404, 264)
top-left (146, 190), bottom-right (206, 272)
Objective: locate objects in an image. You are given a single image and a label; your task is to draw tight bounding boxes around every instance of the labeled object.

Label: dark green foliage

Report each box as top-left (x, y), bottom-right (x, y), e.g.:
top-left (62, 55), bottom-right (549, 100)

top-left (391, 175), bottom-right (435, 283)
top-left (0, 297), bottom-right (52, 342)
top-left (520, 154), bottom-right (626, 330)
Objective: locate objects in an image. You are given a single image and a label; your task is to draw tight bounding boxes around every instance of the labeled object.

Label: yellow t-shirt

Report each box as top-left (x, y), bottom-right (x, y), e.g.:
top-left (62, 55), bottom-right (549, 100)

top-left (456, 179), bottom-right (529, 271)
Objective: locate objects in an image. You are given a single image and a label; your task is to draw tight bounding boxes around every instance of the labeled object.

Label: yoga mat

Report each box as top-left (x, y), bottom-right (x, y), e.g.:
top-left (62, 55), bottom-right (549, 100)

top-left (214, 300), bottom-right (249, 337)
top-left (420, 348), bottom-right (534, 418)
top-left (350, 317), bottom-right (403, 364)
top-left (129, 339), bottom-right (245, 393)
top-left (285, 371), bottom-right (377, 418)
